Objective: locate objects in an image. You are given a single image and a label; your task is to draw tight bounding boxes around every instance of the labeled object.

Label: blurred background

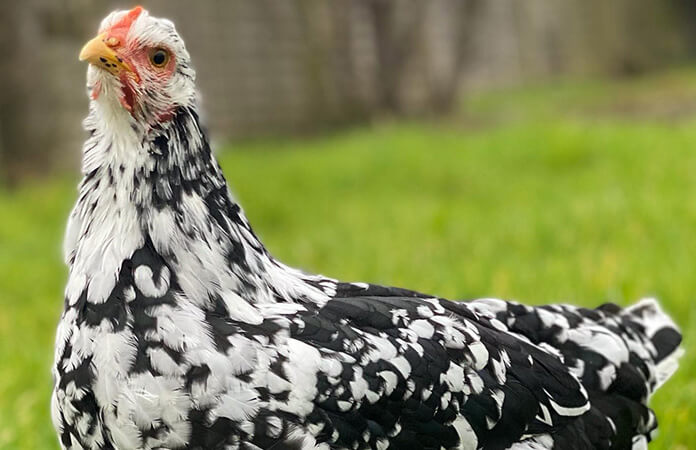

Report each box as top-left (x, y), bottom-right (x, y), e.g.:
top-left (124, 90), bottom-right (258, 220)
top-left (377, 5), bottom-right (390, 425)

top-left (2, 0), bottom-right (696, 180)
top-left (1, 0), bottom-right (696, 448)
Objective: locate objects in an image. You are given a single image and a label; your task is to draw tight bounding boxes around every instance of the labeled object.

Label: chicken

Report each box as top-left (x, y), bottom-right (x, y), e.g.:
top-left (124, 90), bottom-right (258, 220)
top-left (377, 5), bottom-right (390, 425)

top-left (52, 7), bottom-right (682, 450)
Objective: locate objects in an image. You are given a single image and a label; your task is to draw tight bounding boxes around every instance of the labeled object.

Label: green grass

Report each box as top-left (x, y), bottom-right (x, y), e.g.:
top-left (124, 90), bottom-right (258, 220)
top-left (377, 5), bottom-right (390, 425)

top-left (2, 68), bottom-right (696, 448)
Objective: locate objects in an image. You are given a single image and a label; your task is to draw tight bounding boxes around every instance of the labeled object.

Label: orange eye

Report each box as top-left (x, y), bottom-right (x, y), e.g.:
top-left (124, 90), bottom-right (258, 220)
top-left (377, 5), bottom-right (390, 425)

top-left (149, 48), bottom-right (169, 68)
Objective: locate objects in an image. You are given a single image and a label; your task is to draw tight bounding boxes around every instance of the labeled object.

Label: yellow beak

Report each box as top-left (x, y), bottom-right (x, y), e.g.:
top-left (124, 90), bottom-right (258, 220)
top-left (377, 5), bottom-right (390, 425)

top-left (79, 33), bottom-right (135, 77)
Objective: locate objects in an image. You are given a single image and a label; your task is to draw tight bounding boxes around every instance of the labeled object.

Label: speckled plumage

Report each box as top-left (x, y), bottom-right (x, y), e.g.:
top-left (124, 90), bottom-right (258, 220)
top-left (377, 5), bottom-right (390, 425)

top-left (53, 8), bottom-right (682, 450)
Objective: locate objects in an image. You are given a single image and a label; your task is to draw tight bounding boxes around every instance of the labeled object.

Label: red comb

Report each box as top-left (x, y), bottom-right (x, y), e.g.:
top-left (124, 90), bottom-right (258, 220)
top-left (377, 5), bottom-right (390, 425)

top-left (111, 6), bottom-right (144, 33)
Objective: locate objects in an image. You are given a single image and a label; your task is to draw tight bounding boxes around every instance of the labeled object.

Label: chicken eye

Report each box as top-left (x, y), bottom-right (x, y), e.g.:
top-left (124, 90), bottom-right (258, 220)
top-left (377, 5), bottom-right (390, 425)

top-left (149, 48), bottom-right (169, 68)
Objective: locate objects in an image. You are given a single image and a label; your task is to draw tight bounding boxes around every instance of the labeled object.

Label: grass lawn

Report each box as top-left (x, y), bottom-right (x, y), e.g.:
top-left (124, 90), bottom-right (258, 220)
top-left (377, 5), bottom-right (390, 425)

top-left (2, 68), bottom-right (696, 448)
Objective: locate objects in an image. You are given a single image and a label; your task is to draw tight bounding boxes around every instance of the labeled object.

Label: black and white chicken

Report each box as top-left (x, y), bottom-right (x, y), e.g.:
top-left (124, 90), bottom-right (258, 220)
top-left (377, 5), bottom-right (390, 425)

top-left (53, 7), bottom-right (682, 450)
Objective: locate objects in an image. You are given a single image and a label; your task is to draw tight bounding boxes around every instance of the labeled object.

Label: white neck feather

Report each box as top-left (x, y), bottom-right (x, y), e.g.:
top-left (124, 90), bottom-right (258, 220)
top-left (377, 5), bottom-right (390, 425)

top-left (64, 100), bottom-right (334, 321)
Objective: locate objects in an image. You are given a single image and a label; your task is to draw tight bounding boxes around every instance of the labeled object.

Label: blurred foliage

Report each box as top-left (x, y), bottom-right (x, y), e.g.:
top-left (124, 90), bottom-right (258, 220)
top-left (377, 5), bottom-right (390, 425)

top-left (2, 68), bottom-right (696, 448)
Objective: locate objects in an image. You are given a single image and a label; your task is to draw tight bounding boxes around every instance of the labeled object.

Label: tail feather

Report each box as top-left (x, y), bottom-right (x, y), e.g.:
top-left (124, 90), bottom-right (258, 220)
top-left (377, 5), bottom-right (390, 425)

top-left (469, 296), bottom-right (682, 448)
top-left (622, 298), bottom-right (683, 390)
top-left (654, 346), bottom-right (683, 390)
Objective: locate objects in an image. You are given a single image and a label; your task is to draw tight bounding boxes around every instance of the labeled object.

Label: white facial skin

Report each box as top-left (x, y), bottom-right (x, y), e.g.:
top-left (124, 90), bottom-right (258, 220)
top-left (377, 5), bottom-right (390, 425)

top-left (86, 8), bottom-right (196, 126)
